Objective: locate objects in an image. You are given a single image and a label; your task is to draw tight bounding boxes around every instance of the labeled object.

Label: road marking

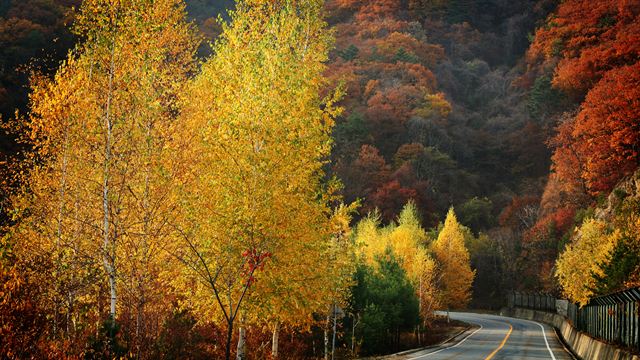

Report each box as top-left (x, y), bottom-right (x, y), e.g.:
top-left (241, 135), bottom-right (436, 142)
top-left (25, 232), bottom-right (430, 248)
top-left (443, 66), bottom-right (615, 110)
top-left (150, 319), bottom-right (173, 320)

top-left (484, 323), bottom-right (513, 360)
top-left (534, 321), bottom-right (557, 360)
top-left (514, 318), bottom-right (558, 360)
top-left (407, 325), bottom-right (483, 359)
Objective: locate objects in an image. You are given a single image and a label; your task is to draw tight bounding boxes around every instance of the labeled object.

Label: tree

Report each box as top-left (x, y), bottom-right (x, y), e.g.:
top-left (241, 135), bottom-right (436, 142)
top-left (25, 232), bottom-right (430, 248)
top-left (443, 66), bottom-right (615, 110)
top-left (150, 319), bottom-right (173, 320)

top-left (350, 249), bottom-right (419, 355)
top-left (248, 203), bottom-right (357, 360)
top-left (529, 0), bottom-right (640, 195)
top-left (174, 1), bottom-right (343, 359)
top-left (370, 180), bottom-right (419, 222)
top-left (528, 0), bottom-right (640, 98)
top-left (458, 197), bottom-right (494, 234)
top-left (555, 219), bottom-right (620, 306)
top-left (526, 75), bottom-right (564, 121)
top-left (352, 201), bottom-right (439, 343)
top-left (463, 229), bottom-right (503, 309)
top-left (583, 194), bottom-right (640, 297)
top-left (431, 208), bottom-right (475, 309)
top-left (0, 233), bottom-right (61, 359)
top-left (388, 202), bottom-right (440, 322)
top-left (549, 64), bottom-right (640, 196)
top-left (498, 195), bottom-right (539, 233)
top-left (0, 0), bottom-right (81, 230)
top-left (9, 0), bottom-right (198, 355)
top-left (547, 115), bottom-right (590, 208)
top-left (338, 44), bottom-right (359, 61)
top-left (570, 63), bottom-right (640, 194)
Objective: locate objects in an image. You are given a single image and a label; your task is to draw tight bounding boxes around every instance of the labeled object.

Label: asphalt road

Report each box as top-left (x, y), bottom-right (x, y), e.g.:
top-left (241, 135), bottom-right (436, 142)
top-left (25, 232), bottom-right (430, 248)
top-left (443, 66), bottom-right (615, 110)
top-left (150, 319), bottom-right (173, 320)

top-left (404, 312), bottom-right (574, 360)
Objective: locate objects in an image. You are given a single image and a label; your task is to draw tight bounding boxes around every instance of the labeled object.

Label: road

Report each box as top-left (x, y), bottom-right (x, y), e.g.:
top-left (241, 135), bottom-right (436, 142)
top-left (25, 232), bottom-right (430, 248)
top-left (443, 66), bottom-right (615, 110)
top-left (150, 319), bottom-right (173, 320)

top-left (404, 312), bottom-right (574, 360)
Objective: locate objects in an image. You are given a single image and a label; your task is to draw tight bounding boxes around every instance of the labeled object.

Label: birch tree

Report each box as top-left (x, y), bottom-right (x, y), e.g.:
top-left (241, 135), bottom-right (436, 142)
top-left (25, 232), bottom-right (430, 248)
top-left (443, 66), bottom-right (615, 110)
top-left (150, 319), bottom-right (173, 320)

top-left (174, 1), bottom-right (342, 359)
top-left (9, 0), bottom-right (197, 353)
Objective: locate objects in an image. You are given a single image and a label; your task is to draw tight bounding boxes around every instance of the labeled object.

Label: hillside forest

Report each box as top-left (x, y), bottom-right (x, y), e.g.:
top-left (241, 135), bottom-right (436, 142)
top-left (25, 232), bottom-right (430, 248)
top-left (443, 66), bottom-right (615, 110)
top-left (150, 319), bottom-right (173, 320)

top-left (0, 0), bottom-right (639, 359)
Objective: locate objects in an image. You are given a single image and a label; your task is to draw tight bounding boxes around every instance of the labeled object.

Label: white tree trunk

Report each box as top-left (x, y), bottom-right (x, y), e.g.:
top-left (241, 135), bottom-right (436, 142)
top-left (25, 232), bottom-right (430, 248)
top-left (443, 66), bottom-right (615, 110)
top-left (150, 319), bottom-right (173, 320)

top-left (271, 322), bottom-right (279, 359)
top-left (103, 43), bottom-right (117, 322)
top-left (109, 273), bottom-right (117, 317)
top-left (324, 314), bottom-right (330, 360)
top-left (236, 324), bottom-right (246, 360)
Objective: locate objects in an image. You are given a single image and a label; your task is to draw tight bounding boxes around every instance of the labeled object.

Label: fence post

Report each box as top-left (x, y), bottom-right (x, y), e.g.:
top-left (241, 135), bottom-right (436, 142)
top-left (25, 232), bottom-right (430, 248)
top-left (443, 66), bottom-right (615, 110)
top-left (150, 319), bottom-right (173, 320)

top-left (618, 302), bottom-right (622, 345)
top-left (625, 301), bottom-right (630, 347)
top-left (611, 304), bottom-right (615, 342)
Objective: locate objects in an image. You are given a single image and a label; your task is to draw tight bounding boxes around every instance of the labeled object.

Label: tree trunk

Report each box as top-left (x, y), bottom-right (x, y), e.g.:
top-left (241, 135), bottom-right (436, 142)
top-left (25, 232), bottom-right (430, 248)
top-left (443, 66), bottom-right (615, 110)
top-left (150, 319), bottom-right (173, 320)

top-left (271, 322), bottom-right (279, 359)
top-left (103, 40), bottom-right (116, 326)
top-left (331, 308), bottom-right (337, 360)
top-left (324, 314), bottom-right (330, 360)
top-left (53, 130), bottom-right (69, 339)
top-left (236, 322), bottom-right (246, 360)
top-left (225, 321), bottom-right (234, 360)
top-left (109, 273), bottom-right (117, 318)
top-left (351, 315), bottom-right (356, 355)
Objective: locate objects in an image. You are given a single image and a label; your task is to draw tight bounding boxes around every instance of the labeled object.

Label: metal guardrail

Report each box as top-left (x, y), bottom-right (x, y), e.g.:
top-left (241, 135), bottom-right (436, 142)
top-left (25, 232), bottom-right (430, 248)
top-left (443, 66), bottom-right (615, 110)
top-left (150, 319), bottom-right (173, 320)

top-left (508, 288), bottom-right (640, 353)
top-left (508, 292), bottom-right (556, 312)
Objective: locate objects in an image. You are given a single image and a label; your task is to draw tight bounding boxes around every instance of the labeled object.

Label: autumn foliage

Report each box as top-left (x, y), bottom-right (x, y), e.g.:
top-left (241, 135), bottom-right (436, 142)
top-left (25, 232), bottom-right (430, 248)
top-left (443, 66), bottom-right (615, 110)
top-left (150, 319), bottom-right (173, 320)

top-left (431, 208), bottom-right (475, 309)
top-left (2, 0), bottom-right (639, 357)
top-left (351, 203), bottom-right (475, 352)
top-left (1, 0), bottom-right (351, 359)
top-left (530, 0), bottom-right (640, 196)
top-left (327, 0), bottom-right (451, 223)
top-left (515, 0), bottom-right (640, 294)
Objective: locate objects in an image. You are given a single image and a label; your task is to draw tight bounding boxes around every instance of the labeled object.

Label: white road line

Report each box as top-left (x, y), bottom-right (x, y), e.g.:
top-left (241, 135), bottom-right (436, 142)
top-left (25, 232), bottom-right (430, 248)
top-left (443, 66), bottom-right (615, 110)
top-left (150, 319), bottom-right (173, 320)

top-left (515, 318), bottom-right (558, 360)
top-left (535, 321), bottom-right (557, 360)
top-left (407, 324), bottom-right (484, 359)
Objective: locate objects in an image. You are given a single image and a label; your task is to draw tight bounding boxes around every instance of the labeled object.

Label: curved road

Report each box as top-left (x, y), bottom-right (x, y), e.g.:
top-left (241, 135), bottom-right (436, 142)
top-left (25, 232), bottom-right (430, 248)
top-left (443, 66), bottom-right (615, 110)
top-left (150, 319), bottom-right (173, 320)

top-left (404, 312), bottom-right (574, 360)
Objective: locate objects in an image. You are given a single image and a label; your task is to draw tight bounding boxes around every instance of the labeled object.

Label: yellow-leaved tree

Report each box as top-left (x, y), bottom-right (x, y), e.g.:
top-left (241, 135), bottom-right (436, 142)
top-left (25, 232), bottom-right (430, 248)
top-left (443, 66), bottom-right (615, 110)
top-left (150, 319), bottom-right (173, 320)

top-left (354, 202), bottom-right (440, 327)
top-left (172, 1), bottom-right (345, 359)
top-left (387, 202), bottom-right (440, 323)
top-left (555, 218), bottom-right (620, 306)
top-left (8, 0), bottom-right (197, 354)
top-left (431, 208), bottom-right (475, 310)
top-left (250, 201), bottom-right (358, 359)
top-left (357, 210), bottom-right (387, 263)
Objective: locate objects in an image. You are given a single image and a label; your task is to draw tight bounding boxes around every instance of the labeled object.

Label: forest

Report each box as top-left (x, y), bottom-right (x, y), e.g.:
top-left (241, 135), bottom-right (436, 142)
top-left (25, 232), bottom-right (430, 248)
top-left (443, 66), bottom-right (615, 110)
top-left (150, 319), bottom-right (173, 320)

top-left (0, 0), bottom-right (639, 359)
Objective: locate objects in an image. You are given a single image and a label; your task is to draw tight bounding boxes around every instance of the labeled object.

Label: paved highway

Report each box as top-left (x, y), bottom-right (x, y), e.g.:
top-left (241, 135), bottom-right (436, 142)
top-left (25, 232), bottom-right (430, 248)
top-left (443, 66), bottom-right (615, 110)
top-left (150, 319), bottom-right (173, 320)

top-left (403, 312), bottom-right (574, 360)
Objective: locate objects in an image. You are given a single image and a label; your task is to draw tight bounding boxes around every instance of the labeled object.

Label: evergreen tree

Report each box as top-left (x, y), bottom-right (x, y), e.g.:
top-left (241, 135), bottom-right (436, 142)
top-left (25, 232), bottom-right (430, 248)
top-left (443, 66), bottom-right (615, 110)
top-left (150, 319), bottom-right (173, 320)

top-left (350, 249), bottom-right (419, 355)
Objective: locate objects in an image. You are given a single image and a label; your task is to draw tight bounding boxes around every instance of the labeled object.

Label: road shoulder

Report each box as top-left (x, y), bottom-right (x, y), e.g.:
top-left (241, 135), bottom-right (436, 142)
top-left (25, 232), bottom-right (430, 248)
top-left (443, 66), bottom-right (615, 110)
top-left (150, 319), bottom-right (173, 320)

top-left (368, 322), bottom-right (479, 360)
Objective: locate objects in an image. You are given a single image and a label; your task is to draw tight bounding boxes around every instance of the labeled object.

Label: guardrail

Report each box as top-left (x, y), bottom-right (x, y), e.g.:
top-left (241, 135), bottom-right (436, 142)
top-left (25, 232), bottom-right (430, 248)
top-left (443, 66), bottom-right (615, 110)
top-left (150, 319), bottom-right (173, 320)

top-left (508, 291), bottom-right (556, 312)
top-left (508, 287), bottom-right (640, 353)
